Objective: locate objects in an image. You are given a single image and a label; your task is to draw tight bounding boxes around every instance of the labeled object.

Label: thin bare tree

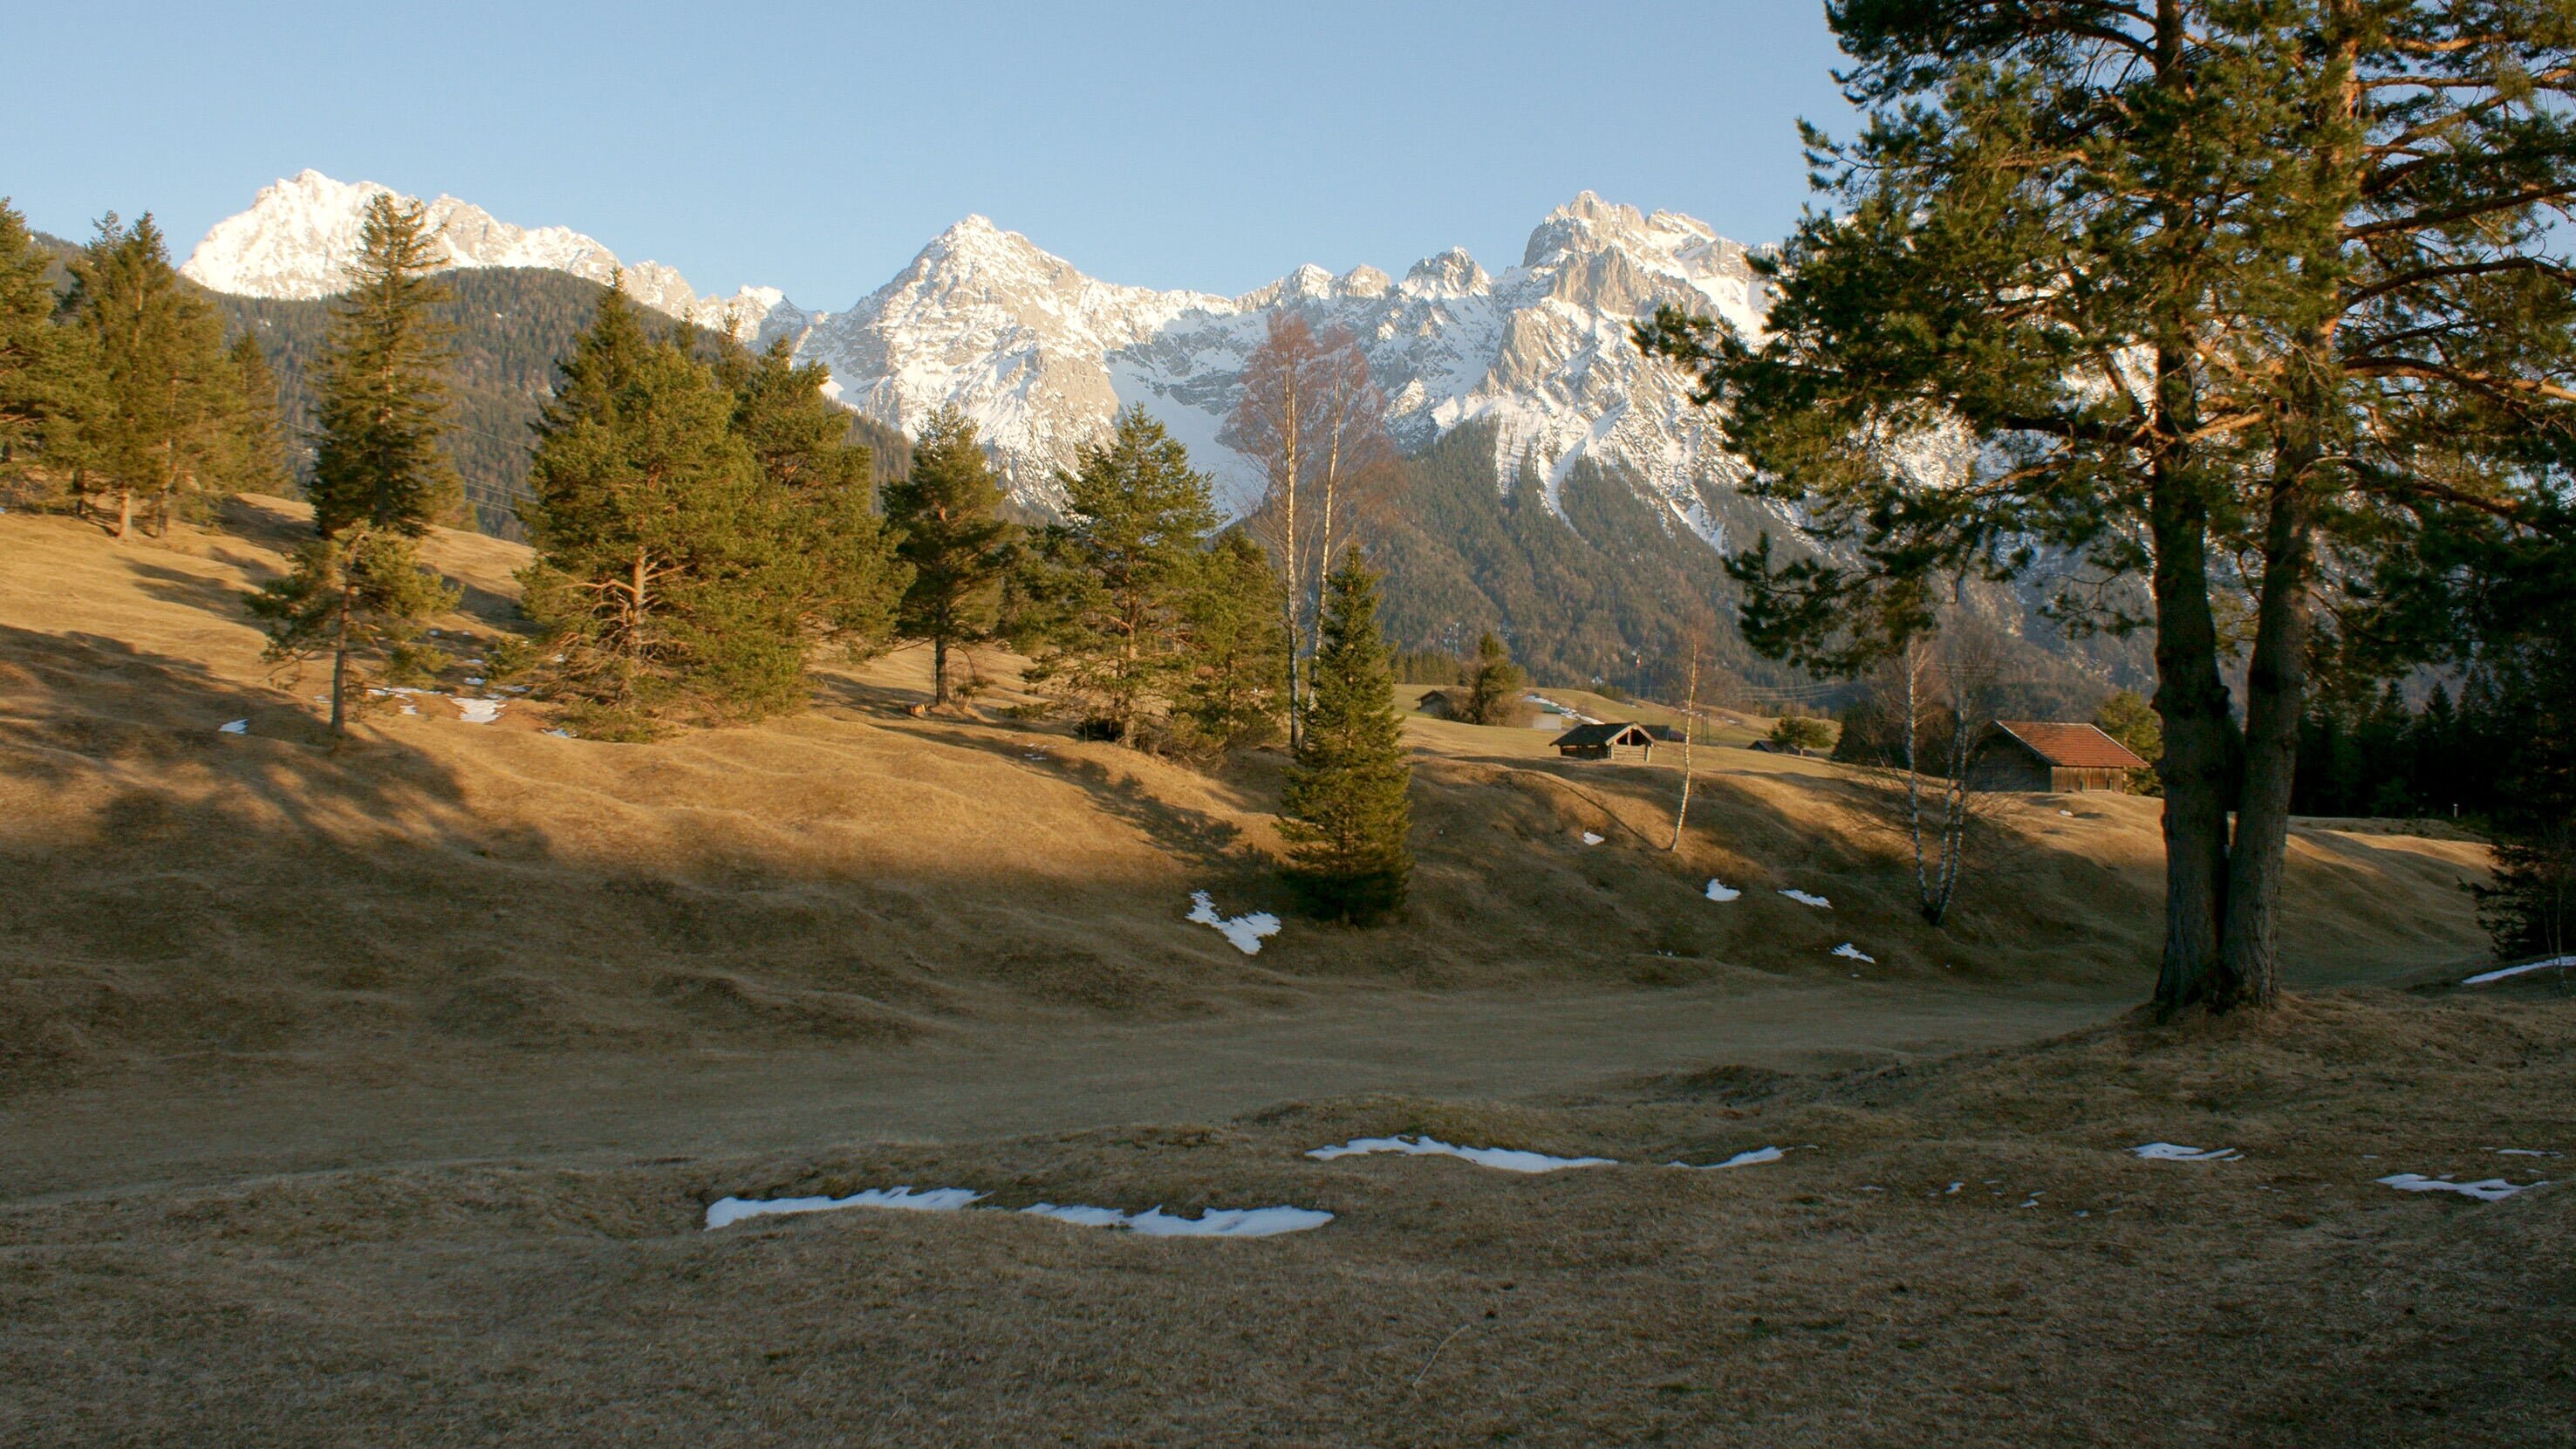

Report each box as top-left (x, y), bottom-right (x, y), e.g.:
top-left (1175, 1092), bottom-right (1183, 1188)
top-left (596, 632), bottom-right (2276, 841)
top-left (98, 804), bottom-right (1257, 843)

top-left (1224, 314), bottom-right (1398, 746)
top-left (1849, 619), bottom-right (2019, 926)
top-left (1670, 646), bottom-right (1701, 851)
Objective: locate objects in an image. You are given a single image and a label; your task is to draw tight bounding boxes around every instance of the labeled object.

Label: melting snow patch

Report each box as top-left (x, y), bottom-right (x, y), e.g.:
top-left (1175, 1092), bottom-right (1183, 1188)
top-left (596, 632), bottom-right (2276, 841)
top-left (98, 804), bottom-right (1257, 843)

top-left (1705, 879), bottom-right (1740, 902)
top-left (2496, 1148), bottom-right (2561, 1158)
top-left (1308, 1134), bottom-right (1614, 1173)
top-left (1186, 891), bottom-right (1281, 956)
top-left (454, 697), bottom-right (504, 725)
top-left (1581, 831), bottom-right (1605, 846)
top-left (2133, 1143), bottom-right (2243, 1163)
top-left (1670, 1145), bottom-right (1784, 1172)
top-left (2378, 1173), bottom-right (2543, 1202)
top-left (706, 1186), bottom-right (985, 1229)
top-left (2463, 955), bottom-right (2576, 986)
top-left (1832, 943), bottom-right (1875, 963)
top-left (1028, 1204), bottom-right (1333, 1238)
top-left (707, 1188), bottom-right (1331, 1237)
top-left (1780, 889), bottom-right (1832, 908)
top-left (217, 719), bottom-right (249, 735)
top-left (543, 727), bottom-right (577, 739)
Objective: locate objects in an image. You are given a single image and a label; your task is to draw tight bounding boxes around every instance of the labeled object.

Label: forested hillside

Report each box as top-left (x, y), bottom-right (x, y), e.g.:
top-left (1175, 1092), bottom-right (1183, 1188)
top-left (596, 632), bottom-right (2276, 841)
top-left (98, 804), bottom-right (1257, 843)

top-left (205, 269), bottom-right (907, 537)
top-left (1370, 422), bottom-right (2135, 706)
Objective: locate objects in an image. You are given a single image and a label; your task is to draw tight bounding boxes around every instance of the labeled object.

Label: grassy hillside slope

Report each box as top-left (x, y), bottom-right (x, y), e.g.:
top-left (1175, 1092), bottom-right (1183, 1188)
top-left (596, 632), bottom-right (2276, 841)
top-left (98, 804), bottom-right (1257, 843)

top-left (0, 498), bottom-right (2494, 1094)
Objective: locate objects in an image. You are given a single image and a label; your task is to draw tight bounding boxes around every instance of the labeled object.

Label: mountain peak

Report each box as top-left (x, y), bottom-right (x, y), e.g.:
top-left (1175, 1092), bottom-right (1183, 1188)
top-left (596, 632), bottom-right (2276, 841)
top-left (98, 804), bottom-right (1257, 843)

top-left (181, 171), bottom-right (805, 343)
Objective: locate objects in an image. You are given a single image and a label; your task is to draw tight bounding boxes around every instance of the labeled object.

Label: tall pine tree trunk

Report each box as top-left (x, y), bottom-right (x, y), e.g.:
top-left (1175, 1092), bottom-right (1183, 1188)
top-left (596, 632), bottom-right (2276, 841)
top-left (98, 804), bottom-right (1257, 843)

top-left (2219, 461), bottom-right (2313, 1009)
top-left (933, 633), bottom-right (951, 707)
top-left (2217, 14), bottom-right (2359, 1010)
top-left (2150, 444), bottom-right (2237, 1011)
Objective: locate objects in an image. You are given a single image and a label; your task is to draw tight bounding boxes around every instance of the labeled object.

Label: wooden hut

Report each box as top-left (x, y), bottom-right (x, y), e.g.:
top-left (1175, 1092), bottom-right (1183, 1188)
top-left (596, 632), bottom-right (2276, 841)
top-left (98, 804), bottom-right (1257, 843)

top-left (1553, 721), bottom-right (1658, 763)
top-left (1969, 721), bottom-right (2148, 793)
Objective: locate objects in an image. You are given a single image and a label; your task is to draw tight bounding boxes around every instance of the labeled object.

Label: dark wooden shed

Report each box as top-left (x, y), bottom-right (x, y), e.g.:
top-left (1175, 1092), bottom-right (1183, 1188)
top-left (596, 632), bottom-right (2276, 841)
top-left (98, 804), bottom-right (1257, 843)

top-left (1553, 721), bottom-right (1658, 763)
top-left (1968, 721), bottom-right (2148, 793)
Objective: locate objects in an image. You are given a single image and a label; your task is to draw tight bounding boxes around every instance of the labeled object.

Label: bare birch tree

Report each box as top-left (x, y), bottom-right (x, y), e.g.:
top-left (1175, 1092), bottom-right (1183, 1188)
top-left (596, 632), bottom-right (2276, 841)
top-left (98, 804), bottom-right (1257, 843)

top-left (1224, 315), bottom-right (1397, 747)
top-left (1848, 620), bottom-right (2018, 926)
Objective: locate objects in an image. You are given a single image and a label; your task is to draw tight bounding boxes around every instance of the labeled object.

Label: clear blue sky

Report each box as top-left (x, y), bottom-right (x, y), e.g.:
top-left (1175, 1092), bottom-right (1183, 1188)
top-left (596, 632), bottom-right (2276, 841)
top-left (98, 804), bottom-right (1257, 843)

top-left (4, 2), bottom-right (1853, 307)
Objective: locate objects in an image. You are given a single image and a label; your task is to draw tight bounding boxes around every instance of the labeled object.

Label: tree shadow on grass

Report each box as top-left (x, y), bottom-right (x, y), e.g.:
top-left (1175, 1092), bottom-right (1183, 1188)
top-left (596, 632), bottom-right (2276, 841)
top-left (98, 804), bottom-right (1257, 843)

top-left (0, 624), bottom-right (479, 835)
top-left (123, 560), bottom-right (261, 622)
top-left (897, 720), bottom-right (1254, 875)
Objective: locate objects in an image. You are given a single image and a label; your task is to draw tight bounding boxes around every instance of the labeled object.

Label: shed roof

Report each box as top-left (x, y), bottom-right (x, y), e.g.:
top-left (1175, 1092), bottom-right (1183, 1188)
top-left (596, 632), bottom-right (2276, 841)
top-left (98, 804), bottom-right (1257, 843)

top-left (1553, 721), bottom-right (1654, 748)
top-left (1992, 721), bottom-right (2149, 770)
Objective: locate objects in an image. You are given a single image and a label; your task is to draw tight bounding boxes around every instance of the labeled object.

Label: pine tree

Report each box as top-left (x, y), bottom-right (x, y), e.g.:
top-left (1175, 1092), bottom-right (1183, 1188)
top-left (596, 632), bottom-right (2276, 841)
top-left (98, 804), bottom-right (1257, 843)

top-left (1643, 3), bottom-right (2576, 1013)
top-left (62, 214), bottom-right (232, 538)
top-left (1027, 405), bottom-right (1218, 742)
top-left (1180, 530), bottom-right (1290, 753)
top-left (521, 305), bottom-right (799, 731)
top-left (883, 406), bottom-right (1012, 707)
top-left (218, 332), bottom-right (293, 498)
top-left (1459, 631), bottom-right (1527, 727)
top-left (719, 334), bottom-right (907, 652)
top-left (247, 523), bottom-right (459, 739)
top-left (0, 200), bottom-right (67, 494)
top-left (1280, 552), bottom-right (1413, 921)
top-left (308, 193), bottom-right (458, 537)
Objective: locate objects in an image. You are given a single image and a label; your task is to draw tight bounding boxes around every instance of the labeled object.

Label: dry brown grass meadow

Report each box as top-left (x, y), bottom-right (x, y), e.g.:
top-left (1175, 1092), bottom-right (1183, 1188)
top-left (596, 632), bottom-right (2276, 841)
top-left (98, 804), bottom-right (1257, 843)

top-left (0, 498), bottom-right (2565, 1446)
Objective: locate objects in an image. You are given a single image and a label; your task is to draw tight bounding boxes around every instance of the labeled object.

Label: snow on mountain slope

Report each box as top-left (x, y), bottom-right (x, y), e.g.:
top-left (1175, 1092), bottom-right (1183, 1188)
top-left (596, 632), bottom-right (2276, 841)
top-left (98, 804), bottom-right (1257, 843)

top-left (181, 171), bottom-right (808, 344)
top-left (797, 192), bottom-right (1774, 533)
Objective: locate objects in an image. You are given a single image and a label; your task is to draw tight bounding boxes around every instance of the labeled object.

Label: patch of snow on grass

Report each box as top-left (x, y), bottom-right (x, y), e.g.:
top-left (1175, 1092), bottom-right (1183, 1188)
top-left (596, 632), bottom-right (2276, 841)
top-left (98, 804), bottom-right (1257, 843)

top-left (1780, 889), bottom-right (1831, 908)
top-left (705, 1185), bottom-right (985, 1229)
top-left (1186, 891), bottom-right (1281, 955)
top-left (2496, 1148), bottom-right (2561, 1157)
top-left (2463, 955), bottom-right (2576, 986)
top-left (2132, 1143), bottom-right (2243, 1163)
top-left (1705, 879), bottom-right (1740, 902)
top-left (707, 1188), bottom-right (1331, 1238)
top-left (2377, 1173), bottom-right (2544, 1202)
top-left (1307, 1134), bottom-right (1614, 1174)
top-left (1832, 943), bottom-right (1875, 963)
top-left (217, 719), bottom-right (248, 735)
top-left (1034, 1204), bottom-right (1334, 1238)
top-left (454, 697), bottom-right (505, 724)
top-left (1670, 1145), bottom-right (1784, 1172)
top-left (1581, 831), bottom-right (1605, 845)
top-left (543, 727), bottom-right (577, 739)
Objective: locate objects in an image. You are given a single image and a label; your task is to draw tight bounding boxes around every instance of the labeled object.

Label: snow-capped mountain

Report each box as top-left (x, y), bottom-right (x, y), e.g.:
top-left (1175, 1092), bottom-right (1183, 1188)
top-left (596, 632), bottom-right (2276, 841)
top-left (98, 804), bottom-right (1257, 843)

top-left (798, 193), bottom-right (1773, 535)
top-left (181, 171), bottom-right (809, 344)
top-left (186, 175), bottom-right (1783, 543)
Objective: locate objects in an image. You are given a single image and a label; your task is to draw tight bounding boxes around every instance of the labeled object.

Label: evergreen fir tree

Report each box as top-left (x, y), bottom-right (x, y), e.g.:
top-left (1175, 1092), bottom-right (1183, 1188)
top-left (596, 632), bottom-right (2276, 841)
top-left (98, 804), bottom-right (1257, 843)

top-left (882, 405), bottom-right (1012, 707)
top-left (308, 193), bottom-right (458, 537)
top-left (219, 332), bottom-right (293, 497)
top-left (247, 523), bottom-right (459, 739)
top-left (521, 312), bottom-right (801, 731)
top-left (1027, 405), bottom-right (1218, 742)
top-left (1642, 3), bottom-right (2576, 1013)
top-left (1180, 530), bottom-right (1289, 753)
top-left (62, 214), bottom-right (232, 537)
top-left (0, 199), bottom-right (68, 493)
top-left (1280, 552), bottom-right (1412, 921)
top-left (1459, 631), bottom-right (1527, 727)
top-left (719, 334), bottom-right (907, 652)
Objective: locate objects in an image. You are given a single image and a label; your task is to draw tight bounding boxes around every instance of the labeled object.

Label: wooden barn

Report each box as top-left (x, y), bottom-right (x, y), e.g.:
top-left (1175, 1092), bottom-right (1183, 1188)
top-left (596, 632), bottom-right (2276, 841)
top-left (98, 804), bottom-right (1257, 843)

top-left (1969, 721), bottom-right (2149, 793)
top-left (1553, 721), bottom-right (1658, 763)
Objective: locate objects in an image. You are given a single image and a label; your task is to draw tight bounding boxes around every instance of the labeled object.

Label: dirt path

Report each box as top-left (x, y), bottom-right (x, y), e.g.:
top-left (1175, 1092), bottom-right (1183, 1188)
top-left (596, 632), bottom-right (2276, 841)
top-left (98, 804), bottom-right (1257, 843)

top-left (0, 975), bottom-right (2122, 1203)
